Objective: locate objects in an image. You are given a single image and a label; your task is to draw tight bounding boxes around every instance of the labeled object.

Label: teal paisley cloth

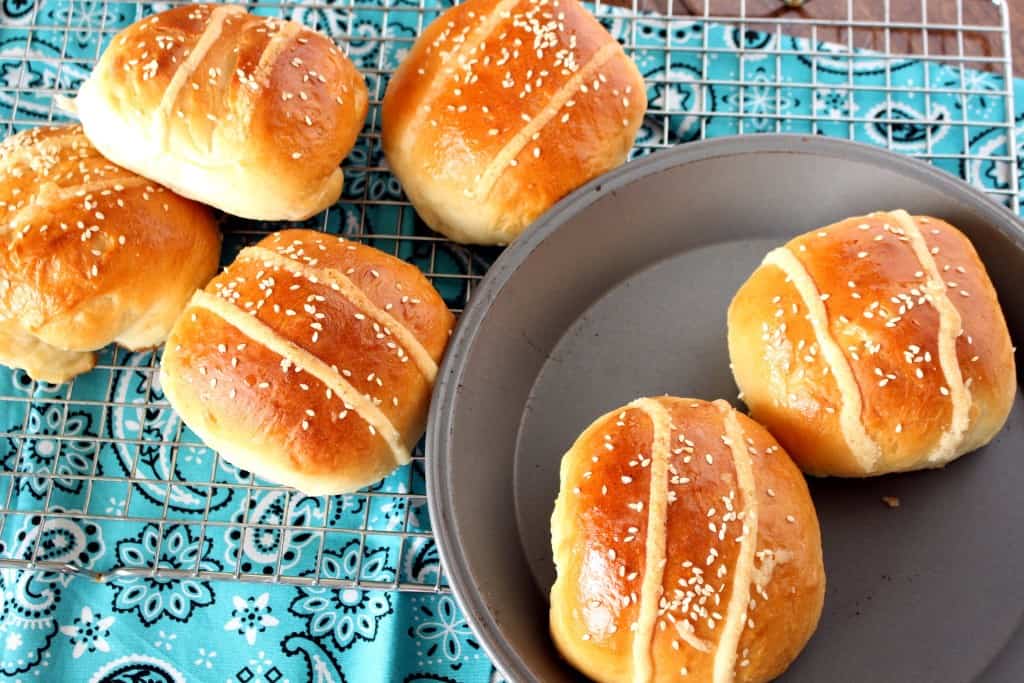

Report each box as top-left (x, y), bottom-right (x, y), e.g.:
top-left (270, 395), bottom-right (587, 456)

top-left (1, 0), bottom-right (1022, 680)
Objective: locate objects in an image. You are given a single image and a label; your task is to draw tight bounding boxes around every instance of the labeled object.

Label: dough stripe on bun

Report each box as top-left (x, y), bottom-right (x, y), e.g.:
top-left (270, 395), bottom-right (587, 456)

top-left (729, 210), bottom-right (1014, 476)
top-left (628, 397), bottom-right (672, 683)
top-left (889, 210), bottom-right (971, 464)
top-left (0, 124), bottom-right (221, 383)
top-left (153, 6), bottom-right (244, 138)
top-left (399, 0), bottom-right (523, 140)
top-left (761, 247), bottom-right (883, 471)
top-left (76, 5), bottom-right (369, 221)
top-left (472, 40), bottom-right (623, 200)
top-left (550, 396), bottom-right (825, 682)
top-left (713, 402), bottom-right (760, 683)
top-left (188, 289), bottom-right (411, 465)
top-left (238, 246), bottom-right (439, 382)
top-left (382, 0), bottom-right (647, 244)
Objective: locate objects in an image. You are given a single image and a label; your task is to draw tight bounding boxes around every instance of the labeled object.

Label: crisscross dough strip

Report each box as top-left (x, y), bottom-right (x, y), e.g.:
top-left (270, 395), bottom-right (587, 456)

top-left (763, 247), bottom-right (882, 471)
top-left (711, 401), bottom-right (760, 683)
top-left (238, 246), bottom-right (438, 383)
top-left (889, 209), bottom-right (971, 464)
top-left (628, 397), bottom-right (671, 683)
top-left (472, 40), bottom-right (622, 199)
top-left (155, 5), bottom-right (246, 142)
top-left (190, 289), bottom-right (410, 466)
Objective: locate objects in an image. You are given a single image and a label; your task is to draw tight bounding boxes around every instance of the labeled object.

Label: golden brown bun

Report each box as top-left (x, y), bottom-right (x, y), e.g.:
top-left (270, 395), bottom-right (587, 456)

top-left (728, 210), bottom-right (1016, 477)
top-left (0, 125), bottom-right (220, 384)
top-left (159, 229), bottom-right (455, 495)
top-left (381, 0), bottom-right (646, 245)
top-left (550, 397), bottom-right (825, 683)
top-left (75, 4), bottom-right (369, 221)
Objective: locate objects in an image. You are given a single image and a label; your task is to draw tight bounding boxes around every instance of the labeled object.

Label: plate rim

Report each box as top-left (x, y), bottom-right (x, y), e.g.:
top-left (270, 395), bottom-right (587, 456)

top-left (425, 133), bottom-right (1024, 682)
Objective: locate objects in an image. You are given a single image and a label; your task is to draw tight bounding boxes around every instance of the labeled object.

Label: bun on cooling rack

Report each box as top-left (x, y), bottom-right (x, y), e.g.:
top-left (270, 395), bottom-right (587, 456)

top-left (728, 210), bottom-right (1016, 477)
top-left (550, 396), bottom-right (825, 683)
top-left (0, 125), bottom-right (220, 384)
top-left (160, 229), bottom-right (455, 495)
top-left (381, 0), bottom-right (647, 245)
top-left (75, 4), bottom-right (368, 221)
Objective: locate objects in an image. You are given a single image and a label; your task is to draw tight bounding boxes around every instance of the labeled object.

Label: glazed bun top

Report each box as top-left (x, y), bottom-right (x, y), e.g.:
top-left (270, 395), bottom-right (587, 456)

top-left (728, 210), bottom-right (1015, 476)
top-left (551, 396), bottom-right (825, 683)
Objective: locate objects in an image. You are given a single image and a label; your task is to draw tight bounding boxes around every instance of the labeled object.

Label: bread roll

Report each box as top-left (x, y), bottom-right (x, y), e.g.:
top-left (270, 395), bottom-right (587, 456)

top-left (159, 229), bottom-right (454, 495)
top-left (728, 210), bottom-right (1016, 477)
top-left (381, 0), bottom-right (647, 245)
top-left (75, 5), bottom-right (368, 221)
top-left (0, 125), bottom-right (220, 384)
top-left (551, 397), bottom-right (825, 683)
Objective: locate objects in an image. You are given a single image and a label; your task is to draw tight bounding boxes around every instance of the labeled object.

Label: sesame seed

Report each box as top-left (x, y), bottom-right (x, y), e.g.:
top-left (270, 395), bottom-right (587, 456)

top-left (786, 515), bottom-right (796, 524)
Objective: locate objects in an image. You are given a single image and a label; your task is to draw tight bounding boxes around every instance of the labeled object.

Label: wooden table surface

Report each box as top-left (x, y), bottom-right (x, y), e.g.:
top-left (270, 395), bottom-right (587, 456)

top-left (630, 0), bottom-right (1024, 77)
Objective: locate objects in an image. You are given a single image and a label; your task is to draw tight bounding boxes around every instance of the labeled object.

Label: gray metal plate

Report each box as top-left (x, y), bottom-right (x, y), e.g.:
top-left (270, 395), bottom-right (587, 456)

top-left (427, 136), bottom-right (1024, 682)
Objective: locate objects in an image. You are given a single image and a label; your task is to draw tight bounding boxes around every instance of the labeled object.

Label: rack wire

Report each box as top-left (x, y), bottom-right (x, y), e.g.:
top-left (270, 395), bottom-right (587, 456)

top-left (0, 0), bottom-right (1018, 592)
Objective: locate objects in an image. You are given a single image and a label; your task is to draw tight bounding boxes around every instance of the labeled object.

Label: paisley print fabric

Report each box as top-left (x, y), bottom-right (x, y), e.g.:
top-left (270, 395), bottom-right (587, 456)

top-left (0, 0), bottom-right (1021, 680)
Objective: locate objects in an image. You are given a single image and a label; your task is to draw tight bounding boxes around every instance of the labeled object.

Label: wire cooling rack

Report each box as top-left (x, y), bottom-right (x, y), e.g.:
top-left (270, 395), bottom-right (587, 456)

top-left (0, 0), bottom-right (1019, 592)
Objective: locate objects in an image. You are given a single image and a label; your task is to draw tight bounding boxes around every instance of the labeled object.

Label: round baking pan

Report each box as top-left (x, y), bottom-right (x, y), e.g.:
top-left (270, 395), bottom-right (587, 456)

top-left (427, 135), bottom-right (1024, 682)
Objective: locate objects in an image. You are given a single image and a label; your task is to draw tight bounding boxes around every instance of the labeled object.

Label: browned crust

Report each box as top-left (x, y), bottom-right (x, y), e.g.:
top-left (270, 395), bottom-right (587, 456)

top-left (0, 124), bottom-right (220, 362)
top-left (381, 0), bottom-right (646, 244)
top-left (160, 229), bottom-right (455, 493)
top-left (551, 397), bottom-right (825, 683)
top-left (80, 4), bottom-right (368, 219)
top-left (728, 212), bottom-right (1016, 477)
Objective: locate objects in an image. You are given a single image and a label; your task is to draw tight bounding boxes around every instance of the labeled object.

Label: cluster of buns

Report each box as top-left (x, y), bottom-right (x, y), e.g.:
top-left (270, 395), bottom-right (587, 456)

top-left (728, 210), bottom-right (1016, 476)
top-left (552, 212), bottom-right (1015, 681)
top-left (382, 0), bottom-right (647, 245)
top-left (76, 4), bottom-right (369, 221)
top-left (160, 230), bottom-right (454, 495)
top-left (4, 0), bottom-right (648, 496)
top-left (551, 397), bottom-right (825, 683)
top-left (0, 125), bottom-right (220, 383)
top-left (2, 4), bottom-right (472, 498)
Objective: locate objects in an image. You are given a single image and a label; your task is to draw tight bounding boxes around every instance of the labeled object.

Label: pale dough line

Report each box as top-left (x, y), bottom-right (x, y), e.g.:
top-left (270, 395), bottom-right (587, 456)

top-left (763, 247), bottom-right (882, 471)
top-left (155, 5), bottom-right (246, 143)
top-left (239, 246), bottom-right (439, 383)
top-left (473, 40), bottom-right (621, 199)
top-left (236, 20), bottom-right (302, 128)
top-left (190, 290), bottom-right (410, 466)
top-left (889, 209), bottom-right (971, 464)
top-left (711, 401), bottom-right (759, 683)
top-left (252, 21), bottom-right (302, 84)
top-left (400, 0), bottom-right (523, 147)
top-left (628, 397), bottom-right (671, 683)
top-left (7, 176), bottom-right (150, 233)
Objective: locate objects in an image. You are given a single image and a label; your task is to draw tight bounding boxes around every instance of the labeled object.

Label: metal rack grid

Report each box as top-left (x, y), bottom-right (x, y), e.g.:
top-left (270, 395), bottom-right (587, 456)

top-left (0, 0), bottom-right (1018, 592)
